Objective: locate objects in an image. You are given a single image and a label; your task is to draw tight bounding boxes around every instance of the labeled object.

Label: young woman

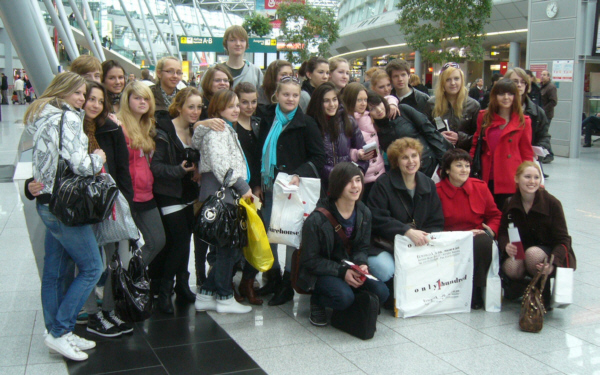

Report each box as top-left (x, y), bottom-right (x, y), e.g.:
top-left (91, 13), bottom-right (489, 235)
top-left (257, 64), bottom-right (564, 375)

top-left (341, 82), bottom-right (385, 200)
top-left (328, 58), bottom-right (350, 92)
top-left (497, 162), bottom-right (576, 305)
top-left (255, 77), bottom-right (326, 306)
top-left (469, 78), bottom-right (534, 209)
top-left (425, 63), bottom-right (480, 151)
top-left (192, 89), bottom-right (253, 314)
top-left (298, 162), bottom-right (389, 326)
top-left (436, 149), bottom-right (501, 309)
top-left (305, 82), bottom-right (370, 190)
top-left (149, 87), bottom-right (201, 313)
top-left (102, 60), bottom-right (126, 113)
top-left (258, 59), bottom-right (293, 106)
top-left (199, 65), bottom-right (234, 121)
top-left (151, 56), bottom-right (183, 116)
top-left (118, 82), bottom-right (166, 282)
top-left (298, 56), bottom-right (329, 112)
top-left (370, 69), bottom-right (393, 99)
top-left (26, 72), bottom-right (105, 361)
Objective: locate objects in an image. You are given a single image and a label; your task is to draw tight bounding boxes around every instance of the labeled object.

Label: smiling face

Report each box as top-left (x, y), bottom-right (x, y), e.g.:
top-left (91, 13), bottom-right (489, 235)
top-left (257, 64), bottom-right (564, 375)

top-left (307, 62), bottom-right (329, 88)
top-left (211, 71), bottom-right (230, 94)
top-left (84, 87), bottom-right (104, 120)
top-left (447, 159), bottom-right (471, 187)
top-left (276, 82), bottom-right (301, 113)
top-left (238, 92), bottom-right (258, 118)
top-left (178, 94), bottom-right (203, 124)
top-left (226, 35), bottom-right (247, 57)
top-left (355, 90), bottom-right (368, 114)
top-left (516, 166), bottom-right (541, 195)
top-left (373, 76), bottom-right (392, 97)
top-left (64, 83), bottom-right (86, 109)
top-left (329, 62), bottom-right (350, 90)
top-left (220, 96), bottom-right (240, 123)
top-left (158, 59), bottom-right (182, 92)
top-left (444, 69), bottom-right (462, 96)
top-left (497, 92), bottom-right (515, 110)
top-left (129, 93), bottom-right (150, 117)
top-left (340, 174), bottom-right (363, 203)
top-left (398, 148), bottom-right (420, 177)
top-left (369, 102), bottom-right (386, 120)
top-left (103, 67), bottom-right (125, 95)
top-left (322, 89), bottom-right (339, 117)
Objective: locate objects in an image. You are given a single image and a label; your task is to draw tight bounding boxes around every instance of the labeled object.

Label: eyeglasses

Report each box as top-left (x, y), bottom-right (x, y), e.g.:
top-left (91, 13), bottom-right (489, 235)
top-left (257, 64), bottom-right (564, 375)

top-left (280, 76), bottom-right (300, 84)
top-left (162, 70), bottom-right (183, 76)
top-left (440, 62), bottom-right (460, 73)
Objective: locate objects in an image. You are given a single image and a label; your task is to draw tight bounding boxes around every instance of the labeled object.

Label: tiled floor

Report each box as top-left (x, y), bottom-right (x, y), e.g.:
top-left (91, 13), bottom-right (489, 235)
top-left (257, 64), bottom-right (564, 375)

top-left (0, 103), bottom-right (600, 374)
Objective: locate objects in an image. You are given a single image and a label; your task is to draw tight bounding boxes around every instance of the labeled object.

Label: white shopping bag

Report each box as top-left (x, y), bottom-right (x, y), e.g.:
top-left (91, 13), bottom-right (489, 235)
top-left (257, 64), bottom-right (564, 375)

top-left (551, 267), bottom-right (574, 309)
top-left (267, 174), bottom-right (306, 248)
top-left (298, 176), bottom-right (321, 220)
top-left (483, 240), bottom-right (502, 312)
top-left (394, 231), bottom-right (474, 318)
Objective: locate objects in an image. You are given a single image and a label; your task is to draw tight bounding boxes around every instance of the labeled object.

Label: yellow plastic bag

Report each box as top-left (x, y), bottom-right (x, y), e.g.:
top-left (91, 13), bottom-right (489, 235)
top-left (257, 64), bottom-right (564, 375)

top-left (240, 199), bottom-right (274, 272)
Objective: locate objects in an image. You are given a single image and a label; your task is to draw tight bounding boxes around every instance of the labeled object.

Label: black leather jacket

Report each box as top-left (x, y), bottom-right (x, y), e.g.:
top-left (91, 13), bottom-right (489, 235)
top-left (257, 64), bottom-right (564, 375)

top-left (425, 96), bottom-right (480, 151)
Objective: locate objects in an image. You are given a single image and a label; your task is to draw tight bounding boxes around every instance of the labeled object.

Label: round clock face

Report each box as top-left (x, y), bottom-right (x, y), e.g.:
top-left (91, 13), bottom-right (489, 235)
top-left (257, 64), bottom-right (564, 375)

top-left (547, 2), bottom-right (558, 18)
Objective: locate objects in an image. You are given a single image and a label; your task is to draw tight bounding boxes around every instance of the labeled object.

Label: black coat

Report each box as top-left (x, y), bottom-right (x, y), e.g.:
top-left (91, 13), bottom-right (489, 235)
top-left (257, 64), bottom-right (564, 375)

top-left (151, 115), bottom-right (199, 204)
top-left (425, 96), bottom-right (480, 151)
top-left (298, 198), bottom-right (370, 292)
top-left (529, 83), bottom-right (542, 108)
top-left (95, 118), bottom-right (134, 204)
top-left (367, 169), bottom-right (444, 256)
top-left (391, 87), bottom-right (429, 115)
top-left (374, 104), bottom-right (451, 177)
top-left (257, 104), bottom-right (326, 188)
top-left (524, 97), bottom-right (553, 152)
top-left (1, 76), bottom-right (7, 90)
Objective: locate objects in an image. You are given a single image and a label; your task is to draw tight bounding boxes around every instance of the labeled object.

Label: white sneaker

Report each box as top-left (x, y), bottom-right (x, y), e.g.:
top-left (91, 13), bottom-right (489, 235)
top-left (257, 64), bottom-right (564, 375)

top-left (67, 332), bottom-right (96, 350)
top-left (195, 294), bottom-right (217, 311)
top-left (44, 333), bottom-right (88, 361)
top-left (216, 297), bottom-right (252, 314)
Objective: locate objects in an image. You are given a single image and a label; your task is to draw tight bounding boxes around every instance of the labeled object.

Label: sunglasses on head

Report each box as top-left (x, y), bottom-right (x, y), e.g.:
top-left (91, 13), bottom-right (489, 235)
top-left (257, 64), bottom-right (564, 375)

top-left (441, 62), bottom-right (460, 73)
top-left (280, 76), bottom-right (300, 84)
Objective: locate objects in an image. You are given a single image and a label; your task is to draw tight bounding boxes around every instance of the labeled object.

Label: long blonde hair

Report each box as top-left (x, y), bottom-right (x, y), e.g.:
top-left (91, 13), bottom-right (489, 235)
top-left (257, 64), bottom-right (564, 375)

top-left (432, 66), bottom-right (468, 119)
top-left (118, 82), bottom-right (156, 153)
top-left (24, 72), bottom-right (86, 124)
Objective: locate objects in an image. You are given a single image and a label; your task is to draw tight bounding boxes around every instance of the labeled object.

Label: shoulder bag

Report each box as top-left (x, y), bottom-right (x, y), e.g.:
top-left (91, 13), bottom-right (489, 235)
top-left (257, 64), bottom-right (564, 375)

top-left (519, 254), bottom-right (554, 333)
top-left (111, 247), bottom-right (153, 322)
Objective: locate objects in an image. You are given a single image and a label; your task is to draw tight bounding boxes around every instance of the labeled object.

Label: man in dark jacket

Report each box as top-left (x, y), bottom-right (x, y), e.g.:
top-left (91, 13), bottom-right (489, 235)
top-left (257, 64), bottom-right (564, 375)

top-left (386, 59), bottom-right (429, 115)
top-left (468, 78), bottom-right (484, 103)
top-left (1, 73), bottom-right (8, 105)
top-left (540, 70), bottom-right (557, 163)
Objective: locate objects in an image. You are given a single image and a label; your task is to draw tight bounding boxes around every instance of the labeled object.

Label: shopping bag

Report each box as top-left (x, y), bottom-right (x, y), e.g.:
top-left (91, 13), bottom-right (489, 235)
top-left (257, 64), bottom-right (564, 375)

top-left (551, 267), bottom-right (574, 309)
top-left (394, 231), bottom-right (474, 318)
top-left (267, 174), bottom-right (307, 248)
top-left (483, 240), bottom-right (502, 312)
top-left (93, 187), bottom-right (139, 246)
top-left (240, 198), bottom-right (273, 272)
top-left (297, 176), bottom-right (320, 220)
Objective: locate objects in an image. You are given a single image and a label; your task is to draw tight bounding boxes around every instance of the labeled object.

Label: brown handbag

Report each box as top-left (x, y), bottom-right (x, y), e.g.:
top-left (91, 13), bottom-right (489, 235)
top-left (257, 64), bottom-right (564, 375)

top-left (519, 255), bottom-right (554, 333)
top-left (291, 207), bottom-right (351, 295)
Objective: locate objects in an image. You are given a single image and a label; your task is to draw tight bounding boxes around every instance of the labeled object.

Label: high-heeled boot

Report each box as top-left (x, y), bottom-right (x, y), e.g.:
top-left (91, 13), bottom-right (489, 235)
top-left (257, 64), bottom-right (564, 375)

top-left (257, 268), bottom-right (282, 296)
top-left (158, 279), bottom-right (175, 314)
top-left (239, 278), bottom-right (264, 305)
top-left (174, 272), bottom-right (196, 303)
top-left (268, 271), bottom-right (294, 306)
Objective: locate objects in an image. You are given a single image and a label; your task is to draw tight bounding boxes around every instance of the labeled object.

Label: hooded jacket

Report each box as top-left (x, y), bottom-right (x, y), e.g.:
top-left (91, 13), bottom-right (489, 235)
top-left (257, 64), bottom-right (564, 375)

top-left (27, 102), bottom-right (103, 201)
top-left (225, 61), bottom-right (264, 89)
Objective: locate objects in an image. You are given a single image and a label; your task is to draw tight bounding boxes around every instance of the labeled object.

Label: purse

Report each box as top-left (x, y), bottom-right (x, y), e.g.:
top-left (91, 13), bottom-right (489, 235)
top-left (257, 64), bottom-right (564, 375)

top-left (519, 254), bottom-right (554, 333)
top-left (111, 247), bottom-right (153, 322)
top-left (49, 111), bottom-right (119, 226)
top-left (195, 169), bottom-right (245, 248)
top-left (93, 174), bottom-right (139, 246)
top-left (470, 131), bottom-right (484, 179)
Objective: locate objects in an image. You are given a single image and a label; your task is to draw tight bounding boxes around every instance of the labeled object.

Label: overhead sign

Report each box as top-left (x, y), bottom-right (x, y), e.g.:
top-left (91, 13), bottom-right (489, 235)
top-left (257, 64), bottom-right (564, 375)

top-left (179, 36), bottom-right (277, 53)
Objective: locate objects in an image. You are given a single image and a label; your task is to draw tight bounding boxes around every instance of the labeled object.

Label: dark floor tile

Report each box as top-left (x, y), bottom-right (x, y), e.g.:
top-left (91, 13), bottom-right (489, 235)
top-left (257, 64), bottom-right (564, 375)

top-left (218, 369), bottom-right (268, 375)
top-left (146, 298), bottom-right (197, 322)
top-left (67, 326), bottom-right (160, 375)
top-left (155, 339), bottom-right (261, 375)
top-left (95, 366), bottom-right (168, 375)
top-left (137, 312), bottom-right (230, 349)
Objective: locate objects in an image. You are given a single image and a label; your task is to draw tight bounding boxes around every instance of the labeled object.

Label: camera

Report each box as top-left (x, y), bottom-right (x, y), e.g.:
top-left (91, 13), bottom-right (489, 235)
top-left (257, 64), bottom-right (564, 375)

top-left (183, 148), bottom-right (200, 168)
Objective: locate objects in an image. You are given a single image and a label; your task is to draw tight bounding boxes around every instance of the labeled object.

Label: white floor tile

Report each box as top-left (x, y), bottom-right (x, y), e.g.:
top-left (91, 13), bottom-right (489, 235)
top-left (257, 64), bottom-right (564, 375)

top-left (532, 344), bottom-right (600, 375)
top-left (24, 363), bottom-right (68, 375)
top-left (565, 322), bottom-right (600, 346)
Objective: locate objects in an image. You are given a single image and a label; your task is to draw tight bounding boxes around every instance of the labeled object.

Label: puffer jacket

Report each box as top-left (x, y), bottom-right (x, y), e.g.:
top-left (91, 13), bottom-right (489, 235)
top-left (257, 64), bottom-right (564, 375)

top-left (312, 114), bottom-right (368, 188)
top-left (27, 102), bottom-right (103, 200)
top-left (354, 111), bottom-right (385, 183)
top-left (425, 96), bottom-right (480, 151)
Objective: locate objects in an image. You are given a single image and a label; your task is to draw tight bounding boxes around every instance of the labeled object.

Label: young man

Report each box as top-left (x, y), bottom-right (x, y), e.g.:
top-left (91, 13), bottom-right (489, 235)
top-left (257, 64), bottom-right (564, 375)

top-left (127, 73), bottom-right (136, 85)
top-left (221, 25), bottom-right (263, 89)
top-left (385, 59), bottom-right (429, 115)
top-left (69, 55), bottom-right (102, 83)
top-left (140, 69), bottom-right (155, 86)
top-left (540, 70), bottom-right (557, 163)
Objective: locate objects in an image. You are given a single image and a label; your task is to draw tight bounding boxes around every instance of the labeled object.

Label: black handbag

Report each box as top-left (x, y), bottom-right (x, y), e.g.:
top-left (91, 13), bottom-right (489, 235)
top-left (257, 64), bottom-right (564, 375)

top-left (111, 246), bottom-right (153, 323)
top-left (331, 290), bottom-right (379, 340)
top-left (470, 131), bottom-right (484, 179)
top-left (49, 111), bottom-right (119, 226)
top-left (195, 169), bottom-right (246, 248)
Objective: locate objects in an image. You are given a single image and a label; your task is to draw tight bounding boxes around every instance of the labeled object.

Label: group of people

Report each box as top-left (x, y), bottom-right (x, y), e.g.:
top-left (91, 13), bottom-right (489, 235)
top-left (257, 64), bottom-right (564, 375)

top-left (25, 23), bottom-right (575, 363)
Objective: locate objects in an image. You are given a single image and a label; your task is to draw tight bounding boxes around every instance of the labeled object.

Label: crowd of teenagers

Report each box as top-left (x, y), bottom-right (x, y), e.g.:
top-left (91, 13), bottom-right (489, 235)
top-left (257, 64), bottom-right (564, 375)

top-left (24, 25), bottom-right (575, 362)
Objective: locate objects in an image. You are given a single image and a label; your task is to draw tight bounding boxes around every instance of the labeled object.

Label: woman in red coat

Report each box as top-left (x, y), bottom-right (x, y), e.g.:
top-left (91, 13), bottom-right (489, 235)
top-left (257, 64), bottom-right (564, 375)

top-left (470, 78), bottom-right (534, 209)
top-left (436, 149), bottom-right (502, 309)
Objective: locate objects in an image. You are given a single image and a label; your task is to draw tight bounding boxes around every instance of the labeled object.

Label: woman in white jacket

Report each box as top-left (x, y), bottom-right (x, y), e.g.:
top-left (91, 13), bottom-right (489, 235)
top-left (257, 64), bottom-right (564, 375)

top-left (192, 89), bottom-right (252, 314)
top-left (25, 72), bottom-right (106, 362)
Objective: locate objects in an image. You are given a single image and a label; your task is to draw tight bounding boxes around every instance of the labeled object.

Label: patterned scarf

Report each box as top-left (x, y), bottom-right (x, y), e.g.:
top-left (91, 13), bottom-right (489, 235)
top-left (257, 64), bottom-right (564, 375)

top-left (160, 85), bottom-right (178, 108)
top-left (108, 91), bottom-right (121, 106)
top-left (261, 104), bottom-right (297, 190)
top-left (83, 119), bottom-right (100, 153)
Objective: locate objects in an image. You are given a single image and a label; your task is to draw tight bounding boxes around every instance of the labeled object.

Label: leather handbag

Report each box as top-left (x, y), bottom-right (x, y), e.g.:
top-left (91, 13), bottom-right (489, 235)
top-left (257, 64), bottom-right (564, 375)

top-left (111, 247), bottom-right (153, 322)
top-left (519, 254), bottom-right (554, 333)
top-left (49, 111), bottom-right (119, 226)
top-left (470, 131), bottom-right (484, 179)
top-left (195, 169), bottom-right (245, 248)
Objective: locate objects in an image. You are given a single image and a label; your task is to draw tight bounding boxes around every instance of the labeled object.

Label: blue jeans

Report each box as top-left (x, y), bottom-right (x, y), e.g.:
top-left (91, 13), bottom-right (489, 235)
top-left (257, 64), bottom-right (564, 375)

top-left (367, 252), bottom-right (395, 282)
top-left (37, 203), bottom-right (103, 338)
top-left (200, 245), bottom-right (242, 299)
top-left (311, 275), bottom-right (389, 310)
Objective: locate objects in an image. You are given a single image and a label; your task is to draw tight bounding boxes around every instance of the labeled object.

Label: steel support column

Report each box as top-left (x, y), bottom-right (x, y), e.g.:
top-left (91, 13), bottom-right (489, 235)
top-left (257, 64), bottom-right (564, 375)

top-left (194, 0), bottom-right (213, 38)
top-left (29, 0), bottom-right (59, 74)
top-left (81, 0), bottom-right (105, 61)
top-left (54, 0), bottom-right (80, 58)
top-left (138, 0), bottom-right (156, 64)
top-left (168, 0), bottom-right (201, 64)
top-left (67, 0), bottom-right (101, 58)
top-left (41, 0), bottom-right (77, 61)
top-left (118, 0), bottom-right (152, 65)
top-left (414, 50), bottom-right (422, 78)
top-left (142, 0), bottom-right (174, 56)
top-left (165, 1), bottom-right (182, 60)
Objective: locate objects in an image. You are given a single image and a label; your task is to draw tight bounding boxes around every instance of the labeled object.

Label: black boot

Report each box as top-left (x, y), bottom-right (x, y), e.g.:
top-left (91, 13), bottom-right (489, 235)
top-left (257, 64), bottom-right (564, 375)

top-left (268, 271), bottom-right (294, 306)
top-left (383, 279), bottom-right (395, 310)
top-left (258, 268), bottom-right (282, 296)
top-left (471, 286), bottom-right (484, 310)
top-left (174, 272), bottom-right (196, 303)
top-left (158, 279), bottom-right (175, 314)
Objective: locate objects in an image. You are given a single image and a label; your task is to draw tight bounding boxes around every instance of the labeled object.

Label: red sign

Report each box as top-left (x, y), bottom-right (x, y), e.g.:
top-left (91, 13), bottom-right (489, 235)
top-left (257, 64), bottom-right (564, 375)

top-left (265, 0), bottom-right (304, 10)
top-left (270, 19), bottom-right (282, 29)
top-left (500, 62), bottom-right (508, 76)
top-left (529, 63), bottom-right (548, 79)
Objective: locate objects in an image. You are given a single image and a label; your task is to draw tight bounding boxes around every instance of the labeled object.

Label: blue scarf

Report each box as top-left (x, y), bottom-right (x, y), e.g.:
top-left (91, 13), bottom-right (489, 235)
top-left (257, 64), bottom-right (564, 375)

top-left (227, 120), bottom-right (250, 183)
top-left (261, 104), bottom-right (297, 190)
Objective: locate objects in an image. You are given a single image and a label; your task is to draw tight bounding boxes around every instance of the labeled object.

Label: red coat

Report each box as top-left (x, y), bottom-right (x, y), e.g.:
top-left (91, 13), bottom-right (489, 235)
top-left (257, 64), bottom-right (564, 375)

top-left (470, 111), bottom-right (534, 195)
top-left (436, 177), bottom-right (502, 236)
